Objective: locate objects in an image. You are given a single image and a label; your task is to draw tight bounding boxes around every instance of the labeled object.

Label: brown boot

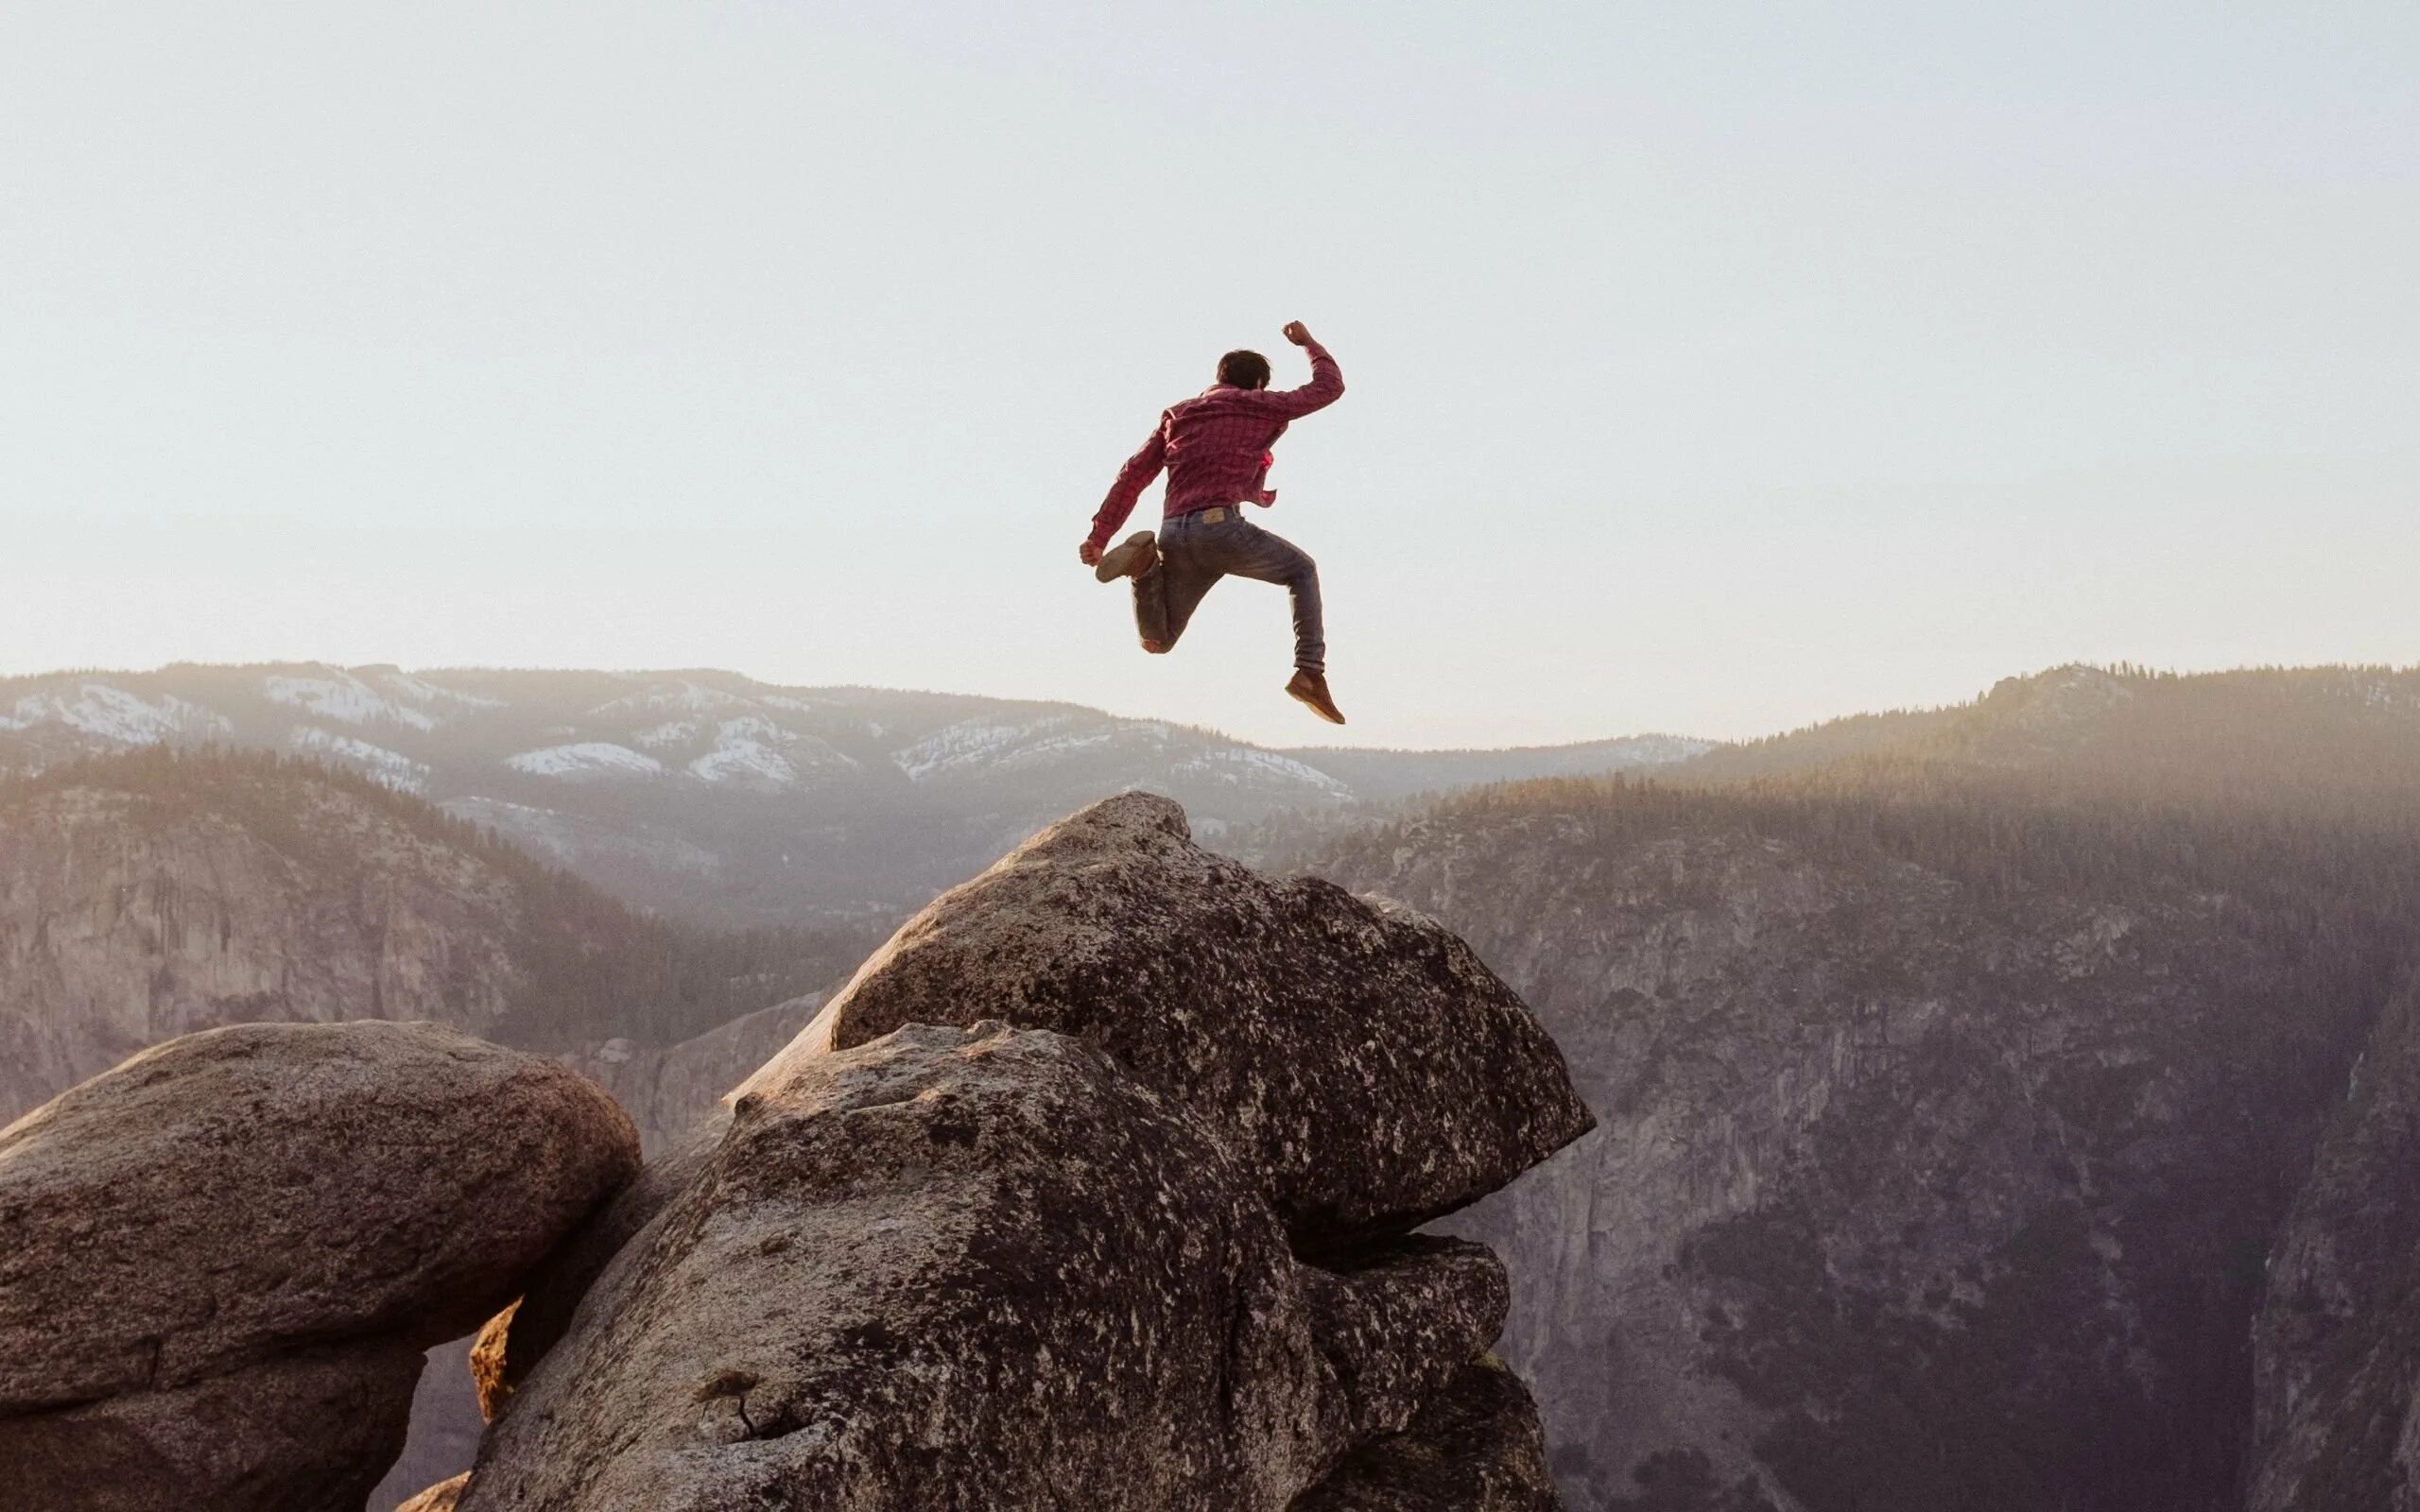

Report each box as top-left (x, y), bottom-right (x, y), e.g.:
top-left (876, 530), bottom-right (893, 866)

top-left (1286, 669), bottom-right (1345, 725)
top-left (1093, 530), bottom-right (1160, 583)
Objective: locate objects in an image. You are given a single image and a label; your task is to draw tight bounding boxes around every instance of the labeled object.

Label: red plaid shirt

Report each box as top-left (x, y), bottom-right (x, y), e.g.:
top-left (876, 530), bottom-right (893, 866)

top-left (1088, 342), bottom-right (1344, 550)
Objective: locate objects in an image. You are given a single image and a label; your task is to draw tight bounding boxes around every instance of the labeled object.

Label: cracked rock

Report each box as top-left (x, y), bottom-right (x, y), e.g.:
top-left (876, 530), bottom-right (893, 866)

top-left (462, 1022), bottom-right (1505, 1512)
top-left (754, 791), bottom-right (1594, 1252)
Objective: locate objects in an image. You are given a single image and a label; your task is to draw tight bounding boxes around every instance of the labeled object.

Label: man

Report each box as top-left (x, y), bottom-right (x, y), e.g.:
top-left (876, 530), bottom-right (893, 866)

top-left (1080, 320), bottom-right (1348, 725)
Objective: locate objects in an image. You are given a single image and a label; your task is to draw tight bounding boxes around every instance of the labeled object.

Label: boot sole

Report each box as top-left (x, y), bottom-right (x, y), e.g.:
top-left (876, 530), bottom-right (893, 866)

top-left (1288, 681), bottom-right (1346, 725)
top-left (1094, 531), bottom-right (1158, 583)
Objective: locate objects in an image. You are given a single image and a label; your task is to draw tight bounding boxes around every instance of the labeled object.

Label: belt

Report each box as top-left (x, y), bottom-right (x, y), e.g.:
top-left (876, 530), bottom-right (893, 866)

top-left (1177, 506), bottom-right (1242, 524)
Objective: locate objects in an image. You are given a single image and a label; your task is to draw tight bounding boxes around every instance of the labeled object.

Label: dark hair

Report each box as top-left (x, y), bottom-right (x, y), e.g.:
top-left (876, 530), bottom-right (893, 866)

top-left (1217, 350), bottom-right (1271, 389)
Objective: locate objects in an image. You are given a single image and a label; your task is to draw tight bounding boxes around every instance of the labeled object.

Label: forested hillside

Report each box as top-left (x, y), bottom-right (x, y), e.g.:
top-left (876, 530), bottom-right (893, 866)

top-left (1311, 662), bottom-right (2420, 1512)
top-left (0, 747), bottom-right (867, 1121)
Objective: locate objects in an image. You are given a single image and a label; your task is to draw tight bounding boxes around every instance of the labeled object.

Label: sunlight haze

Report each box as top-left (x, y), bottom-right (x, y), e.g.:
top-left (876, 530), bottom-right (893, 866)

top-left (4, 1), bottom-right (2413, 746)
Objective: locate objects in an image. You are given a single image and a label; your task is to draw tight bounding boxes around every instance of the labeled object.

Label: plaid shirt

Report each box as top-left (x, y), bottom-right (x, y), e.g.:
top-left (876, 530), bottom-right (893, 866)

top-left (1088, 342), bottom-right (1343, 550)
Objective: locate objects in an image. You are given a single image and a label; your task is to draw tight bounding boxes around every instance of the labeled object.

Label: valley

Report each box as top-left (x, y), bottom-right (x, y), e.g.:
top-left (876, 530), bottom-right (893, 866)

top-left (9, 661), bottom-right (2420, 1511)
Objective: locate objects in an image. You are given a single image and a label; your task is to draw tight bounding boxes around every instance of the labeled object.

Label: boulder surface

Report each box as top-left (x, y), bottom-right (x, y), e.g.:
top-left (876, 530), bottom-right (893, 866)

top-left (1292, 1356), bottom-right (1564, 1511)
top-left (464, 1022), bottom-right (1506, 1512)
top-left (0, 1339), bottom-right (425, 1512)
top-left (0, 1020), bottom-right (641, 1509)
top-left (753, 792), bottom-right (1593, 1249)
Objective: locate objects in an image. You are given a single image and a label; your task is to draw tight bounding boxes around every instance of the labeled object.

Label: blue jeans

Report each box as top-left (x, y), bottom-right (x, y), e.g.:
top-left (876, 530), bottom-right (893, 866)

top-left (1134, 508), bottom-right (1324, 673)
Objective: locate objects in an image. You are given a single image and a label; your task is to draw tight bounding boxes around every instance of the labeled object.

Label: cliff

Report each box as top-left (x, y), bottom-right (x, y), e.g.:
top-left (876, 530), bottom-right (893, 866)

top-left (4, 795), bottom-right (1585, 1511)
top-left (0, 747), bottom-right (857, 1124)
top-left (1313, 763), bottom-right (2420, 1511)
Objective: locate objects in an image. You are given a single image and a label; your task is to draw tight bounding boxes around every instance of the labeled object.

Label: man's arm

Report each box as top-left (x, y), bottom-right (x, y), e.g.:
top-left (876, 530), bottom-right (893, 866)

top-left (1081, 421), bottom-right (1168, 560)
top-left (1245, 320), bottom-right (1343, 420)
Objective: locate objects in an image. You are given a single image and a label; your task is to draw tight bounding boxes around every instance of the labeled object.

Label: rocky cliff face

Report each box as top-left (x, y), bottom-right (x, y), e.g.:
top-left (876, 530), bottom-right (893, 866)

top-left (4, 796), bottom-right (1582, 1510)
top-left (0, 748), bottom-right (855, 1125)
top-left (2248, 975), bottom-right (2420, 1512)
top-left (0, 771), bottom-right (526, 1121)
top-left (1314, 779), bottom-right (2420, 1512)
top-left (461, 796), bottom-right (1588, 1512)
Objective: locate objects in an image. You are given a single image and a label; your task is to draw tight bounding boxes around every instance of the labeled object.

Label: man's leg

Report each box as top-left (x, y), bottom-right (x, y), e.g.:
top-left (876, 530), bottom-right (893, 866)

top-left (1132, 537), bottom-right (1223, 655)
top-left (1216, 522), bottom-right (1325, 673)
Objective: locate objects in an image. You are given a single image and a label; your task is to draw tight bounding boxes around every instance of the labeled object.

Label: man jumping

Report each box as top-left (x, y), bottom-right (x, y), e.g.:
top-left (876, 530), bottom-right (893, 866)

top-left (1080, 320), bottom-right (1348, 725)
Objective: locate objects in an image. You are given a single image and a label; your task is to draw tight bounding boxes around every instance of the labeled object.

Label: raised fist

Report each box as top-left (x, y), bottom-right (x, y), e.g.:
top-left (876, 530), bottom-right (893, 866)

top-left (1282, 321), bottom-right (1313, 347)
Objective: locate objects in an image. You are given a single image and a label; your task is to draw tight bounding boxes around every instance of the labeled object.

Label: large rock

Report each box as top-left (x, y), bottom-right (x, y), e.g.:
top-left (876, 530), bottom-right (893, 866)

top-left (372, 997), bottom-right (838, 1504)
top-left (754, 792), bottom-right (1593, 1249)
top-left (0, 1021), bottom-right (641, 1506)
top-left (1293, 1356), bottom-right (1564, 1511)
top-left (463, 1022), bottom-right (1506, 1512)
top-left (0, 1340), bottom-right (424, 1512)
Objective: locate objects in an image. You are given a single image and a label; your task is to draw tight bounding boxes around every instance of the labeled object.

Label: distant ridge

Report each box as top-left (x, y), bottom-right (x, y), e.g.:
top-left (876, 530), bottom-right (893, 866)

top-left (0, 745), bottom-right (863, 1121)
top-left (0, 662), bottom-right (1713, 926)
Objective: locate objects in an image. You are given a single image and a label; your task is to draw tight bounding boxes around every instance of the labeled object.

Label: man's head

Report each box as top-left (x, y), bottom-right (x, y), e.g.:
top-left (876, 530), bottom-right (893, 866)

top-left (1217, 350), bottom-right (1271, 390)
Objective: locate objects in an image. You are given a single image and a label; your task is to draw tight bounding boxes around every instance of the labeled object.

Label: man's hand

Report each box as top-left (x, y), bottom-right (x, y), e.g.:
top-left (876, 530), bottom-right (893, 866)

top-left (1282, 320), bottom-right (1314, 347)
top-left (1079, 541), bottom-right (1104, 567)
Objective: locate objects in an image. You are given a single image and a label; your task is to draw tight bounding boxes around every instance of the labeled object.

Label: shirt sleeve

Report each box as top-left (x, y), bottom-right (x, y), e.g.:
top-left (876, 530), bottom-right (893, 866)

top-left (1243, 342), bottom-right (1344, 420)
top-left (1088, 421), bottom-right (1169, 549)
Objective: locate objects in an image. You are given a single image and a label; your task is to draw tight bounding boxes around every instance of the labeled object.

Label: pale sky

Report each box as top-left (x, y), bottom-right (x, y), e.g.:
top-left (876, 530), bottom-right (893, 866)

top-left (3, 2), bottom-right (2413, 747)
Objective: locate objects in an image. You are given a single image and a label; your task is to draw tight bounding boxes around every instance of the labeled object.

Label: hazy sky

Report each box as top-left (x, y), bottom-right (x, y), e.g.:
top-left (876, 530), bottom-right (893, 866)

top-left (4, 2), bottom-right (2413, 747)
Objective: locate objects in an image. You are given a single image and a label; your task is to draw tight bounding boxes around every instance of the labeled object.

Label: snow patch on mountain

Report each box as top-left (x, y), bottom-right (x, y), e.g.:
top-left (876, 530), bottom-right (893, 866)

top-left (688, 741), bottom-right (795, 785)
top-left (1174, 747), bottom-right (1351, 796)
top-left (685, 719), bottom-right (859, 787)
top-left (587, 681), bottom-right (752, 718)
top-left (265, 672), bottom-right (438, 731)
top-left (7, 685), bottom-right (233, 745)
top-left (373, 670), bottom-right (503, 710)
top-left (506, 743), bottom-right (666, 779)
top-left (892, 717), bottom-right (1063, 781)
top-left (289, 727), bottom-right (430, 793)
top-left (635, 720), bottom-right (701, 749)
top-left (991, 728), bottom-right (1118, 765)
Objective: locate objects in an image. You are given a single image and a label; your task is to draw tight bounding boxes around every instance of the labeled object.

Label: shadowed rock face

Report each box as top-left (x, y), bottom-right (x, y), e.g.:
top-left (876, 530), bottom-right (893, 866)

top-left (1293, 1356), bottom-right (1563, 1512)
top-left (475, 1108), bottom-right (732, 1417)
top-left (0, 1341), bottom-right (425, 1512)
top-left (462, 1022), bottom-right (1509, 1512)
top-left (373, 994), bottom-right (838, 1508)
top-left (0, 1021), bottom-right (640, 1415)
top-left (0, 1021), bottom-right (640, 1510)
top-left (2249, 978), bottom-right (2420, 1512)
top-left (754, 791), bottom-right (1594, 1251)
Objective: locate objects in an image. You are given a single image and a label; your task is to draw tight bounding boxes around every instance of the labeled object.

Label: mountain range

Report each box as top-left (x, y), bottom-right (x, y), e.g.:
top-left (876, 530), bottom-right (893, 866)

top-left (12, 658), bottom-right (2420, 1511)
top-left (0, 663), bottom-right (1708, 928)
